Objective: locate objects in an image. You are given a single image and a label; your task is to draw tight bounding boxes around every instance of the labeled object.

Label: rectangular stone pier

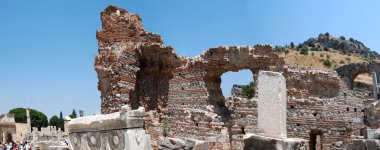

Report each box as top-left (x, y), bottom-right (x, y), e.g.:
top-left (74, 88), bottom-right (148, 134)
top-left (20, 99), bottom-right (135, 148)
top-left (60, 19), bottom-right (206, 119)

top-left (373, 72), bottom-right (378, 100)
top-left (257, 71), bottom-right (287, 139)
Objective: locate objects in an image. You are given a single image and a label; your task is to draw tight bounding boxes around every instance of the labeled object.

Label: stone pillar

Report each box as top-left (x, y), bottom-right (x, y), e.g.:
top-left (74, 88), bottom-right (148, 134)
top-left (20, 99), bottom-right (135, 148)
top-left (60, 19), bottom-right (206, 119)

top-left (64, 117), bottom-right (71, 134)
top-left (79, 110), bottom-right (84, 117)
top-left (373, 72), bottom-right (378, 100)
top-left (26, 108), bottom-right (31, 133)
top-left (58, 128), bottom-right (62, 141)
top-left (2, 132), bottom-right (5, 144)
top-left (257, 71), bottom-right (286, 139)
top-left (32, 127), bottom-right (39, 142)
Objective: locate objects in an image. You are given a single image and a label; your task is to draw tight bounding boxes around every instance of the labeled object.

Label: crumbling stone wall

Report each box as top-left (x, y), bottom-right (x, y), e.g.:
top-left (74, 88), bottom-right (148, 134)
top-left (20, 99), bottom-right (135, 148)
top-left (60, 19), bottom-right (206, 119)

top-left (284, 65), bottom-right (341, 98)
top-left (95, 5), bottom-right (372, 150)
top-left (95, 6), bottom-right (183, 114)
top-left (335, 61), bottom-right (380, 89)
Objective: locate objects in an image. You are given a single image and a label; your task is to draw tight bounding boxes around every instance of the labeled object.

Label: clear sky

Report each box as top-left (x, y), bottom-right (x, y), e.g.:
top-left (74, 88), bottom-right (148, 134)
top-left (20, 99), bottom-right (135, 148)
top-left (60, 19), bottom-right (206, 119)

top-left (1, 0), bottom-right (379, 119)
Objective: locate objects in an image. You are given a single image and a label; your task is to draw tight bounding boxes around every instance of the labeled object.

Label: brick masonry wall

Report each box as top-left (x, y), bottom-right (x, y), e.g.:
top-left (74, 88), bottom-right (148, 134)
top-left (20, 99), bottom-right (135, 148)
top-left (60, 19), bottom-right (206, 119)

top-left (95, 6), bottom-right (371, 150)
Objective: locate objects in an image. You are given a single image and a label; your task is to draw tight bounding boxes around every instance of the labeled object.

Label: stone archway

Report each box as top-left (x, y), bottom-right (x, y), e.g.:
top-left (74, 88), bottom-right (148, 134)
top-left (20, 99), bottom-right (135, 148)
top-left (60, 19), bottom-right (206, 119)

top-left (335, 61), bottom-right (380, 89)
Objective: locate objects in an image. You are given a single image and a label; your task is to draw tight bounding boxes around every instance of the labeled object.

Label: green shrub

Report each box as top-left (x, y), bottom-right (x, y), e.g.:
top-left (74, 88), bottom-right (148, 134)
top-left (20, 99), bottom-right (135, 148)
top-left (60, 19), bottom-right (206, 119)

top-left (162, 118), bottom-right (170, 137)
top-left (310, 47), bottom-right (319, 51)
top-left (300, 47), bottom-right (309, 55)
top-left (340, 36), bottom-right (346, 40)
top-left (323, 60), bottom-right (332, 67)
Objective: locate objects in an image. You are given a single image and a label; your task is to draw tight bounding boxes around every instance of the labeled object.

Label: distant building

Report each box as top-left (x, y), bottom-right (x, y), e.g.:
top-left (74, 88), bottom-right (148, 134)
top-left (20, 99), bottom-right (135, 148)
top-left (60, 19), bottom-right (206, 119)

top-left (0, 113), bottom-right (17, 144)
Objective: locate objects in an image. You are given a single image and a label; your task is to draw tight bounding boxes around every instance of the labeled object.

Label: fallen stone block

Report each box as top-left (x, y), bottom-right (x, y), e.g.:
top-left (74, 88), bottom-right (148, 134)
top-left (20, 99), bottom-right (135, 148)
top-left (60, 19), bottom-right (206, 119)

top-left (364, 129), bottom-right (380, 139)
top-left (159, 137), bottom-right (210, 150)
top-left (243, 134), bottom-right (308, 150)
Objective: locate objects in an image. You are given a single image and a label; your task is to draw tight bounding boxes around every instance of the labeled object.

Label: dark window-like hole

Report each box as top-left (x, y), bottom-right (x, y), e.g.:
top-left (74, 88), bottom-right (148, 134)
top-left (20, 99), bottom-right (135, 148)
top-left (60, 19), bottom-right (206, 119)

top-left (362, 110), bottom-right (365, 112)
top-left (346, 107), bottom-right (349, 111)
top-left (313, 112), bottom-right (318, 117)
top-left (241, 127), bottom-right (246, 134)
top-left (297, 123), bottom-right (300, 126)
top-left (290, 105), bottom-right (295, 109)
top-left (181, 103), bottom-right (184, 105)
top-left (354, 108), bottom-right (357, 112)
top-left (181, 87), bottom-right (184, 90)
top-left (196, 123), bottom-right (199, 127)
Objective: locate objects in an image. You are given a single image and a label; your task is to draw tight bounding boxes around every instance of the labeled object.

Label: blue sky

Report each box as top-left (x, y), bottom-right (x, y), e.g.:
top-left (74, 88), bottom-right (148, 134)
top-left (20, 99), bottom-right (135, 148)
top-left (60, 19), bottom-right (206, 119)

top-left (1, 0), bottom-right (379, 118)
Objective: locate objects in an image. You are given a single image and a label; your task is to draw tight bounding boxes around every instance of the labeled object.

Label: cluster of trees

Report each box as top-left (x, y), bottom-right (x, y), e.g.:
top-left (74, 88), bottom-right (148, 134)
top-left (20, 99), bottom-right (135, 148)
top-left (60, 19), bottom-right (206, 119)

top-left (9, 108), bottom-right (78, 132)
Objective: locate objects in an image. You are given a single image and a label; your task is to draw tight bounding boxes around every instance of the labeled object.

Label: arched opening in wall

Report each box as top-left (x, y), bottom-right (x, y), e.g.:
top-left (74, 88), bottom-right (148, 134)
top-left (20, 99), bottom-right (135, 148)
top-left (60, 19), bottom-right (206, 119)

top-left (220, 69), bottom-right (254, 99)
top-left (353, 72), bottom-right (373, 98)
top-left (6, 132), bottom-right (13, 144)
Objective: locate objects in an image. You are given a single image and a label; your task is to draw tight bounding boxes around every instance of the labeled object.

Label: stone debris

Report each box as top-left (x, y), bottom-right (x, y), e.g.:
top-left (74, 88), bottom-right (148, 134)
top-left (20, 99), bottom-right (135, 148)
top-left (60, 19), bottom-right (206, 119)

top-left (158, 137), bottom-right (210, 150)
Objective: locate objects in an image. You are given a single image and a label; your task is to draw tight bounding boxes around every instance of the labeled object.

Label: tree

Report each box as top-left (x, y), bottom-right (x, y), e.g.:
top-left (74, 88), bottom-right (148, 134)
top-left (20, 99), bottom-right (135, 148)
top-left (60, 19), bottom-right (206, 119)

top-left (241, 82), bottom-right (254, 99)
top-left (9, 108), bottom-right (48, 130)
top-left (290, 42), bottom-right (295, 48)
top-left (325, 32), bottom-right (330, 37)
top-left (340, 36), bottom-right (346, 40)
top-left (49, 116), bottom-right (60, 130)
top-left (69, 109), bottom-right (77, 119)
top-left (59, 111), bottom-right (65, 131)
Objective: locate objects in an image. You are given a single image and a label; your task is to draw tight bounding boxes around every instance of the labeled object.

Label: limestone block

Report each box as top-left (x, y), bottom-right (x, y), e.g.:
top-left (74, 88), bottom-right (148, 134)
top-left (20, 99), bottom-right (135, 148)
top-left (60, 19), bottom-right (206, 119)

top-left (258, 71), bottom-right (287, 138)
top-left (68, 107), bottom-right (145, 133)
top-left (364, 129), bottom-right (380, 139)
top-left (243, 134), bottom-right (308, 150)
top-left (158, 137), bottom-right (210, 150)
top-left (124, 128), bottom-right (151, 150)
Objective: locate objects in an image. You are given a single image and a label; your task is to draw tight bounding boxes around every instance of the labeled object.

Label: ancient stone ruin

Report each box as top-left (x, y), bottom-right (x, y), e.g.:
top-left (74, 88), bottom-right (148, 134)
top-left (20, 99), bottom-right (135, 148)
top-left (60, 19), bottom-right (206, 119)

top-left (65, 5), bottom-right (380, 150)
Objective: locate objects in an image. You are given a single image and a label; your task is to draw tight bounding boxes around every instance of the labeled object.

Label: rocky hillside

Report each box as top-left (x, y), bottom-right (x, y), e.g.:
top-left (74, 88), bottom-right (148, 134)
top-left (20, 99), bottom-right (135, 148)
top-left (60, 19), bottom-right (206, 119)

top-left (302, 33), bottom-right (379, 58)
top-left (282, 33), bottom-right (379, 90)
top-left (282, 33), bottom-right (380, 69)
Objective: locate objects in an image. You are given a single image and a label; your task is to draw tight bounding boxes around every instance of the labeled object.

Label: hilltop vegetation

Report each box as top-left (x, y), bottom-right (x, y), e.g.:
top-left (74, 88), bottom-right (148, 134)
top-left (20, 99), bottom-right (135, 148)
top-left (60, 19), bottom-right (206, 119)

top-left (282, 33), bottom-right (380, 69)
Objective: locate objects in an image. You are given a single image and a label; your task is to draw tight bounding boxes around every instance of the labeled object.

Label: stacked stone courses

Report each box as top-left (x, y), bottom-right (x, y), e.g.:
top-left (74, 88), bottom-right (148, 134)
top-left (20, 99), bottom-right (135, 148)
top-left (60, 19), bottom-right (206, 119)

top-left (94, 5), bottom-right (379, 150)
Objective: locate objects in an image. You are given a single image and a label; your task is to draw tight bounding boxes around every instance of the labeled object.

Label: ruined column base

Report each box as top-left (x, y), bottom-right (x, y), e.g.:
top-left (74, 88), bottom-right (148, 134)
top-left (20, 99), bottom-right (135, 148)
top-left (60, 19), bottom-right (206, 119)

top-left (68, 106), bottom-right (152, 150)
top-left (243, 134), bottom-right (309, 150)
